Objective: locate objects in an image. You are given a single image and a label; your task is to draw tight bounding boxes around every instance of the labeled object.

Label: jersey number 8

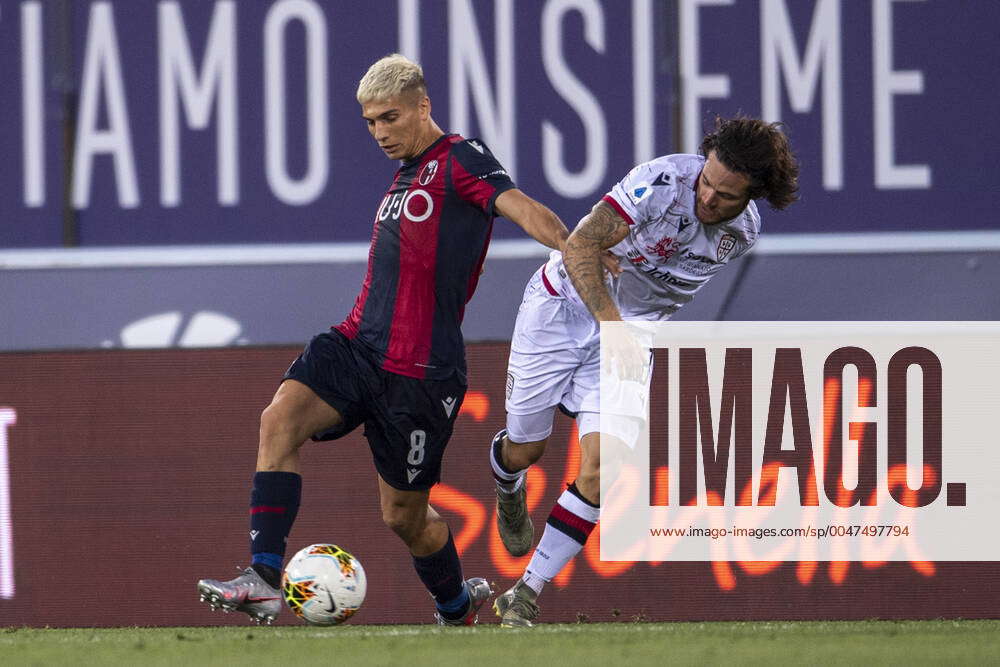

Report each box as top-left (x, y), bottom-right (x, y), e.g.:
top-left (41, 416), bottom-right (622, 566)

top-left (407, 430), bottom-right (426, 466)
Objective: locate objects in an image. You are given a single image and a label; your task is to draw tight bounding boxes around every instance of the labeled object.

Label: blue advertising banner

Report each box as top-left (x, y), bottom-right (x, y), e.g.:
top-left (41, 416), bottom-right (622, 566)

top-left (0, 0), bottom-right (995, 247)
top-left (684, 0), bottom-right (997, 235)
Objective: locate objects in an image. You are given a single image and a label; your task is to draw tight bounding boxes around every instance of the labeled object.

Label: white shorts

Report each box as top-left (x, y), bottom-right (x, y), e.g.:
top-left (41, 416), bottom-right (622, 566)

top-left (504, 268), bottom-right (647, 446)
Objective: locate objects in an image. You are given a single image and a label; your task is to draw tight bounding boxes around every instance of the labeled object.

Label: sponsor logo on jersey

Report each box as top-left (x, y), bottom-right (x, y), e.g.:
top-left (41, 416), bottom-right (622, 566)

top-left (681, 249), bottom-right (722, 265)
top-left (378, 189), bottom-right (434, 223)
top-left (467, 140), bottom-right (485, 154)
top-left (646, 236), bottom-right (681, 260)
top-left (478, 168), bottom-right (508, 181)
top-left (625, 248), bottom-right (694, 287)
top-left (626, 250), bottom-right (649, 265)
top-left (717, 234), bottom-right (737, 261)
top-left (676, 248), bottom-right (724, 276)
top-left (656, 271), bottom-right (694, 288)
top-left (652, 172), bottom-right (671, 186)
top-left (678, 217), bottom-right (692, 232)
top-left (418, 160), bottom-right (439, 185)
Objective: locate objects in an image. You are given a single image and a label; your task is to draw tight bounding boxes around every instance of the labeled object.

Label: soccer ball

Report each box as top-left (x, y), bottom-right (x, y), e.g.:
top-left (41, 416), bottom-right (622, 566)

top-left (282, 544), bottom-right (366, 625)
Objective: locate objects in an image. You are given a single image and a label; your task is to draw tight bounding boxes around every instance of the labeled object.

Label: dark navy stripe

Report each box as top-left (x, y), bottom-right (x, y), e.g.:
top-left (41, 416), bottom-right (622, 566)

top-left (546, 515), bottom-right (589, 545)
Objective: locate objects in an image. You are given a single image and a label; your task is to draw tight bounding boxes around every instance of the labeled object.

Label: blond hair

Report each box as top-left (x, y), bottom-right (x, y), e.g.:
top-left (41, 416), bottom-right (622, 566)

top-left (356, 54), bottom-right (427, 105)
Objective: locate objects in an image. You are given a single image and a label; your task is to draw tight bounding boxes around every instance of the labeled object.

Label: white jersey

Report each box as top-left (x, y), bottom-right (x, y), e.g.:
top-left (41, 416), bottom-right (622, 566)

top-left (540, 154), bottom-right (761, 320)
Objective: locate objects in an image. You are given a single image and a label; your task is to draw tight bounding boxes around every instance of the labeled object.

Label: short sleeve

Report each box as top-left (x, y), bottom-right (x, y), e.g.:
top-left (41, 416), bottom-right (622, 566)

top-left (602, 161), bottom-right (675, 226)
top-left (449, 138), bottom-right (517, 216)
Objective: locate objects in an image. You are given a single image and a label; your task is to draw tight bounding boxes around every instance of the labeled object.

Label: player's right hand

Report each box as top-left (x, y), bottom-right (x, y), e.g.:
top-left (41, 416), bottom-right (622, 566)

top-left (600, 251), bottom-right (623, 277)
top-left (601, 323), bottom-right (650, 383)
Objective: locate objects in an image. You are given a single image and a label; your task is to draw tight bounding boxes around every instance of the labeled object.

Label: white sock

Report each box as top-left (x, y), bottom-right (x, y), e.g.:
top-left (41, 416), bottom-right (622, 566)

top-left (522, 485), bottom-right (599, 595)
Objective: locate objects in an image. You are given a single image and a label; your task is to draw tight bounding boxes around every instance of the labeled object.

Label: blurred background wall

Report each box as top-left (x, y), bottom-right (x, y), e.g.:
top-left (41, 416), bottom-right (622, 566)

top-left (1, 0), bottom-right (998, 624)
top-left (1, 0), bottom-right (997, 351)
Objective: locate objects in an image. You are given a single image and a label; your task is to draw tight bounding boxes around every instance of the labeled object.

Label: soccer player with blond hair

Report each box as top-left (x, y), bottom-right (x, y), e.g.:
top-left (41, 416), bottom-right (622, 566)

top-left (198, 53), bottom-right (572, 626)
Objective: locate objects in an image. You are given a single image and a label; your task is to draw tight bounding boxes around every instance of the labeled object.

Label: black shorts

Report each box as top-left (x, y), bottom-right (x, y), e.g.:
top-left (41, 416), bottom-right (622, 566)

top-left (283, 330), bottom-right (466, 491)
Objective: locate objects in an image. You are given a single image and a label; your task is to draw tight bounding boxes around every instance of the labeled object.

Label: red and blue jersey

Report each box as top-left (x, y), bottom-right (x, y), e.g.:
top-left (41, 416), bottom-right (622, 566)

top-left (336, 134), bottom-right (516, 380)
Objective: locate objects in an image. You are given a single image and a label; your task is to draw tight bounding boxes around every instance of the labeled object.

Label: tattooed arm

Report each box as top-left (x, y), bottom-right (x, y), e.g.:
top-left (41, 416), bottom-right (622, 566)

top-left (564, 200), bottom-right (630, 322)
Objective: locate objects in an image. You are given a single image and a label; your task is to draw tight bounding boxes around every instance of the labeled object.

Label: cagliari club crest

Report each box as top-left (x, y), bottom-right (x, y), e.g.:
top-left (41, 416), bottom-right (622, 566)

top-left (716, 233), bottom-right (736, 261)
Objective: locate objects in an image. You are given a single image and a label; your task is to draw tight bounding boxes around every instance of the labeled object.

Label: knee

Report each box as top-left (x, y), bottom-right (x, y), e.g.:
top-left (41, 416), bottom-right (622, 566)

top-left (259, 404), bottom-right (284, 440)
top-left (259, 404), bottom-right (303, 454)
top-left (381, 505), bottom-right (422, 543)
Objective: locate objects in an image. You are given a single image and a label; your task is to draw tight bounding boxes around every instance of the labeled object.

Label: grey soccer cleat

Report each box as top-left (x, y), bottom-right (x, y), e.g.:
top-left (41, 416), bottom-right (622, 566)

top-left (435, 577), bottom-right (493, 626)
top-left (493, 431), bottom-right (533, 557)
top-left (493, 580), bottom-right (540, 628)
top-left (197, 567), bottom-right (281, 625)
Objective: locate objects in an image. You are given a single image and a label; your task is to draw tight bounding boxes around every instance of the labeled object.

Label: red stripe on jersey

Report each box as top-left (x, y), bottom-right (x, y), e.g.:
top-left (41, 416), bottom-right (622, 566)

top-left (540, 265), bottom-right (560, 296)
top-left (450, 146), bottom-right (499, 324)
top-left (382, 163), bottom-right (444, 379)
top-left (451, 152), bottom-right (500, 213)
top-left (335, 232), bottom-right (375, 339)
top-left (549, 503), bottom-right (596, 536)
top-left (601, 194), bottom-right (634, 225)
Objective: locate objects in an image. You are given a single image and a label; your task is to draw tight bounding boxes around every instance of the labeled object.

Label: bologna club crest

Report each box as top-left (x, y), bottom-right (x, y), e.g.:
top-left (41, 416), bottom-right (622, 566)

top-left (418, 160), bottom-right (439, 186)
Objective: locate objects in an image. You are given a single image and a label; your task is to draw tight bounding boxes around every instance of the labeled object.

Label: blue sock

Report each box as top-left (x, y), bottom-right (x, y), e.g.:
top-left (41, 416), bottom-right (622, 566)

top-left (249, 471), bottom-right (301, 584)
top-left (251, 552), bottom-right (283, 571)
top-left (436, 586), bottom-right (470, 616)
top-left (412, 532), bottom-right (468, 618)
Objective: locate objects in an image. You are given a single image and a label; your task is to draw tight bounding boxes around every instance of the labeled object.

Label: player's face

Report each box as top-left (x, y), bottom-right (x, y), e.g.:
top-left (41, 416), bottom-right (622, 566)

top-left (361, 94), bottom-right (429, 162)
top-left (695, 151), bottom-right (751, 225)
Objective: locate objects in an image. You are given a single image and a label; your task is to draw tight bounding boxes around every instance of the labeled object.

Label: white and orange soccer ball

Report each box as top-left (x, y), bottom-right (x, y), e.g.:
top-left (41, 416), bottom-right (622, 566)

top-left (282, 544), bottom-right (366, 626)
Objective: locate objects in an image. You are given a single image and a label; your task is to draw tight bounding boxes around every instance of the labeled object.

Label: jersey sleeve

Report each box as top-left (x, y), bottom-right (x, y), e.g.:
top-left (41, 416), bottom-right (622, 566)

top-left (602, 160), bottom-right (674, 227)
top-left (449, 138), bottom-right (517, 217)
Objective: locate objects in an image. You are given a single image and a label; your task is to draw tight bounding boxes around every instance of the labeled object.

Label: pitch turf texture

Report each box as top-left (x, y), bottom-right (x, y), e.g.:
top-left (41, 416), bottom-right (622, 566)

top-left (2, 621), bottom-right (998, 666)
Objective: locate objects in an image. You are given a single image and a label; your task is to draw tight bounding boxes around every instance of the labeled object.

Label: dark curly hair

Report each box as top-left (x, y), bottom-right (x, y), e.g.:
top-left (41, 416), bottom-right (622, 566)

top-left (699, 116), bottom-right (800, 210)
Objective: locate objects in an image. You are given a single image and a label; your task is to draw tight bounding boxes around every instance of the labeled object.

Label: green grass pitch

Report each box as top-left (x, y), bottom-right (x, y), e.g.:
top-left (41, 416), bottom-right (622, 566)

top-left (2, 620), bottom-right (998, 666)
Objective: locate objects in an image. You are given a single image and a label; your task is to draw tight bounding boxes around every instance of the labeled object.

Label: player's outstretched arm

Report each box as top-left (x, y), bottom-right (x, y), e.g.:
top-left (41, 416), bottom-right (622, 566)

top-left (564, 200), bottom-right (630, 323)
top-left (495, 188), bottom-right (569, 251)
